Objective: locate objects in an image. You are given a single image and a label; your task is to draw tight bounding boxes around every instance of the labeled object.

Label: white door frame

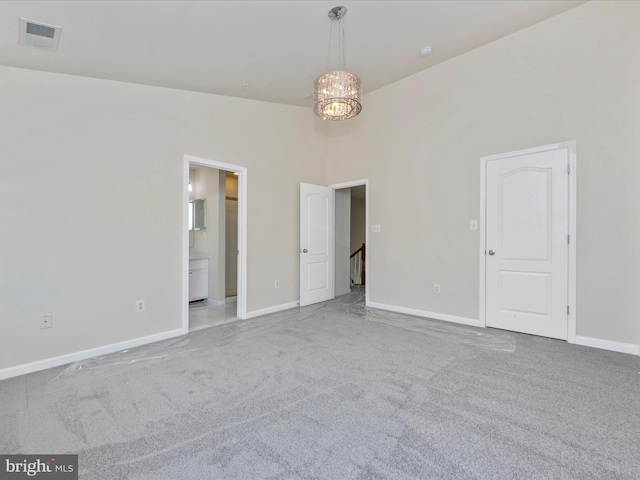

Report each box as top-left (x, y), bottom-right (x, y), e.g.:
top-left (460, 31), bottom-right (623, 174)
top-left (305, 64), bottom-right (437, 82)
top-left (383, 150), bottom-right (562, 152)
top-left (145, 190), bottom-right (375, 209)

top-left (182, 154), bottom-right (248, 333)
top-left (479, 142), bottom-right (577, 342)
top-left (329, 179), bottom-right (370, 306)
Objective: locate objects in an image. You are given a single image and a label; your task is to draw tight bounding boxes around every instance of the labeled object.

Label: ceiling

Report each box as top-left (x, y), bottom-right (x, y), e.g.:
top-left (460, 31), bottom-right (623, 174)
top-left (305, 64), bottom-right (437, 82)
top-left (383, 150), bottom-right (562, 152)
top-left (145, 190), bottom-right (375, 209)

top-left (0, 1), bottom-right (586, 108)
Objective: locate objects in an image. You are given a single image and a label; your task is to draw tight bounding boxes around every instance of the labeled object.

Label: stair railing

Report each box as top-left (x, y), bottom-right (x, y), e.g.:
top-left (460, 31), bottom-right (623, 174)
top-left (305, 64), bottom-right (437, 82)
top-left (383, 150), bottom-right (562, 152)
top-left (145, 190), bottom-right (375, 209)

top-left (350, 243), bottom-right (366, 286)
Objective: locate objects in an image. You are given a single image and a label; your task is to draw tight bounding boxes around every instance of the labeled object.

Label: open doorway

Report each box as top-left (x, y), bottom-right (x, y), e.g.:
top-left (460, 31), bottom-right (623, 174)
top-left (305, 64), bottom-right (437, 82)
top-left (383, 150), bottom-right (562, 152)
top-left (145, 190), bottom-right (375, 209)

top-left (183, 155), bottom-right (247, 333)
top-left (298, 179), bottom-right (368, 308)
top-left (332, 180), bottom-right (368, 305)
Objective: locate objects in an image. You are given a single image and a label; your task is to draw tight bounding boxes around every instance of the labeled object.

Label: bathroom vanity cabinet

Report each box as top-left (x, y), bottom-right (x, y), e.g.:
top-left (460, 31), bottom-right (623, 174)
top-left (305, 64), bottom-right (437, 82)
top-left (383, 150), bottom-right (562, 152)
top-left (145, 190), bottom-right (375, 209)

top-left (188, 258), bottom-right (208, 301)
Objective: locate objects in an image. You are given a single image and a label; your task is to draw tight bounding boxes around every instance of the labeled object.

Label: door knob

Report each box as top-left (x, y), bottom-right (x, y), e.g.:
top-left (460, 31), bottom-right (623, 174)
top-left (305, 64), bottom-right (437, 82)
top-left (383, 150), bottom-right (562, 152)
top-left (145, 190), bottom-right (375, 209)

top-left (301, 248), bottom-right (308, 253)
top-left (488, 250), bottom-right (495, 256)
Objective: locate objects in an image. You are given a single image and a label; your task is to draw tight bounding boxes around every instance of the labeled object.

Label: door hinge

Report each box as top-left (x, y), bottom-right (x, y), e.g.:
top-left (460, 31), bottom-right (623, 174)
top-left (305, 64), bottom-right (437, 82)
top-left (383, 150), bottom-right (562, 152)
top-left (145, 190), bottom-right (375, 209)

top-left (567, 164), bottom-right (571, 174)
top-left (567, 234), bottom-right (570, 245)
top-left (567, 305), bottom-right (570, 315)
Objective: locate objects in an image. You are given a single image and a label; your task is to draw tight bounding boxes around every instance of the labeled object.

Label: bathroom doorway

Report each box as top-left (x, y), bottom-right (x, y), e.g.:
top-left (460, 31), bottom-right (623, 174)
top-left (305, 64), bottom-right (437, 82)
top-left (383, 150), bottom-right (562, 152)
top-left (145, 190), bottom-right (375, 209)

top-left (183, 154), bottom-right (247, 332)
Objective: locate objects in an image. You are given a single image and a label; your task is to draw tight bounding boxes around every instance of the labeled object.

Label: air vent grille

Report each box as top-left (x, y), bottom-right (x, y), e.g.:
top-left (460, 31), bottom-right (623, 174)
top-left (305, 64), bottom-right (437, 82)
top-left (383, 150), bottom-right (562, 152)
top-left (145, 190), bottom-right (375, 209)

top-left (26, 22), bottom-right (56, 39)
top-left (19, 18), bottom-right (62, 51)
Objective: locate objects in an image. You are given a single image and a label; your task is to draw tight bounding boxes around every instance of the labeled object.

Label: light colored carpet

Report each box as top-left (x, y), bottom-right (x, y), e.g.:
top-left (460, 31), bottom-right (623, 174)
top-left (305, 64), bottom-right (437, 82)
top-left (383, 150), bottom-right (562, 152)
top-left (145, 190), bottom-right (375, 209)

top-left (1, 289), bottom-right (639, 479)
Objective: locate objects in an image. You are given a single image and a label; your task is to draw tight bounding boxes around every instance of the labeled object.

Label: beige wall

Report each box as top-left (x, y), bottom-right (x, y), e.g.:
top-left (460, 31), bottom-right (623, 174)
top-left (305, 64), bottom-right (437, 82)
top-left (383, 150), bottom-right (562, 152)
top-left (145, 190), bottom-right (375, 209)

top-left (0, 66), bottom-right (327, 370)
top-left (350, 189), bottom-right (366, 256)
top-left (225, 174), bottom-right (238, 297)
top-left (327, 1), bottom-right (640, 345)
top-left (1, 1), bottom-right (638, 373)
top-left (191, 166), bottom-right (225, 303)
top-left (335, 189), bottom-right (351, 295)
top-left (225, 174), bottom-right (238, 198)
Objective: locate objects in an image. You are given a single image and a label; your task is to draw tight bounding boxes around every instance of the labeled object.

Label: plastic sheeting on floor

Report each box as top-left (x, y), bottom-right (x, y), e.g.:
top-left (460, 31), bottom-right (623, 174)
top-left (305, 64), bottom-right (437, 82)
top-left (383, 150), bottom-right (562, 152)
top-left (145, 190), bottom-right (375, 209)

top-left (53, 288), bottom-right (515, 382)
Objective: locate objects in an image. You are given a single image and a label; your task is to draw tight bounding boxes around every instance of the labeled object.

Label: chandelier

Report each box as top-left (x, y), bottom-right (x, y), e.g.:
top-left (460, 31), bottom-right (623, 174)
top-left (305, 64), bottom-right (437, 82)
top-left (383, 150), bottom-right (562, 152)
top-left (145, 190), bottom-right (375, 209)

top-left (313, 6), bottom-right (362, 121)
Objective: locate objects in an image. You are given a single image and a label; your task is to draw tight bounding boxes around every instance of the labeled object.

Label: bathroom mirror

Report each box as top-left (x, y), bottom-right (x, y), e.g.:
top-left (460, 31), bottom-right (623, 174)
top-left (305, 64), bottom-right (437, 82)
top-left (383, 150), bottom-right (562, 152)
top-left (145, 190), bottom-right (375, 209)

top-left (189, 199), bottom-right (206, 230)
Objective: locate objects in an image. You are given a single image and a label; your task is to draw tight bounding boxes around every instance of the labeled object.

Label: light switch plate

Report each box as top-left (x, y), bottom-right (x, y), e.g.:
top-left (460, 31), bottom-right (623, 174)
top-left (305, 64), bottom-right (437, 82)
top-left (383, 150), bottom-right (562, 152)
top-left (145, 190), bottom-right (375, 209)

top-left (469, 220), bottom-right (478, 231)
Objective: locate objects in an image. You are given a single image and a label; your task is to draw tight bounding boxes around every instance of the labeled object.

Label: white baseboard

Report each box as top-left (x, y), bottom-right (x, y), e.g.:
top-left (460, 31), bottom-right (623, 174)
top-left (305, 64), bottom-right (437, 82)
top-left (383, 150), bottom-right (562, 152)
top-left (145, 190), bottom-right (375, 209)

top-left (207, 298), bottom-right (226, 306)
top-left (225, 296), bottom-right (237, 304)
top-left (366, 303), bottom-right (639, 356)
top-left (573, 335), bottom-right (640, 356)
top-left (0, 327), bottom-right (186, 381)
top-left (335, 289), bottom-right (351, 297)
top-left (366, 301), bottom-right (482, 328)
top-left (245, 301), bottom-right (299, 319)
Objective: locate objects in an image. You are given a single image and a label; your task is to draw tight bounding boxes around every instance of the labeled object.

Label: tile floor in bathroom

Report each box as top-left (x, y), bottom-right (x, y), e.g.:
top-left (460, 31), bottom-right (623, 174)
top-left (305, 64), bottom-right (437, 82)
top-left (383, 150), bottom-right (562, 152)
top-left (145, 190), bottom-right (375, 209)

top-left (188, 298), bottom-right (238, 331)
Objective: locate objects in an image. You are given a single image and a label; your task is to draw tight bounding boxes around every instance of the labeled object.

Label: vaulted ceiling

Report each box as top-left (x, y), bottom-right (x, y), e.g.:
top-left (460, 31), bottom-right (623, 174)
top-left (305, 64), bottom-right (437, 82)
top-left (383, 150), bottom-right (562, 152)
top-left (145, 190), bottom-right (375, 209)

top-left (0, 1), bottom-right (586, 107)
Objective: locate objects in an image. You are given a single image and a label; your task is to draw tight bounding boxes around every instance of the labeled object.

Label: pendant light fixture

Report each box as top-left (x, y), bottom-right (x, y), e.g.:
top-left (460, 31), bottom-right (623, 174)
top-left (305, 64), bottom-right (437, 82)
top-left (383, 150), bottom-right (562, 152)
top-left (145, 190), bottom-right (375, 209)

top-left (313, 6), bottom-right (362, 121)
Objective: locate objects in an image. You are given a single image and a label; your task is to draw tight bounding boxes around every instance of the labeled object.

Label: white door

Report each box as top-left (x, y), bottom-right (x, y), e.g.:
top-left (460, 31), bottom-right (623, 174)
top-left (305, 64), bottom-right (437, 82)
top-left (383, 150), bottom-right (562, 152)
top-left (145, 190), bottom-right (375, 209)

top-left (300, 183), bottom-right (335, 307)
top-left (485, 148), bottom-right (569, 339)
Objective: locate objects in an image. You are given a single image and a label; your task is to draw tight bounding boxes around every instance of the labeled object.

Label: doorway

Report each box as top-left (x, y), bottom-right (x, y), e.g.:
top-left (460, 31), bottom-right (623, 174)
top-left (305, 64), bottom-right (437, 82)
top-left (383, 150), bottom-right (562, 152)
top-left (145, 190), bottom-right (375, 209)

top-left (480, 142), bottom-right (576, 341)
top-left (333, 180), bottom-right (368, 306)
top-left (334, 185), bottom-right (366, 295)
top-left (298, 179), bottom-right (369, 308)
top-left (182, 155), bottom-right (247, 333)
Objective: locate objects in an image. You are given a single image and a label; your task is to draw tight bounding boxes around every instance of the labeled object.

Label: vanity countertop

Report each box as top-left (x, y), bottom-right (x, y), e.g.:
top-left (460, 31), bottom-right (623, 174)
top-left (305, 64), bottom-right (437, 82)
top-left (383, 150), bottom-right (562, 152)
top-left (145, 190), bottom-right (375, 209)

top-left (189, 252), bottom-right (209, 261)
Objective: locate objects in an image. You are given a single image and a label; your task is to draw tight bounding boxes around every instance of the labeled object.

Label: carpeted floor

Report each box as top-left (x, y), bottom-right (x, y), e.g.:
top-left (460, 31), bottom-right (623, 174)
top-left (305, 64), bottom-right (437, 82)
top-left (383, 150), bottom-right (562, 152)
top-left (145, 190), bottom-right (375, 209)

top-left (1, 289), bottom-right (639, 479)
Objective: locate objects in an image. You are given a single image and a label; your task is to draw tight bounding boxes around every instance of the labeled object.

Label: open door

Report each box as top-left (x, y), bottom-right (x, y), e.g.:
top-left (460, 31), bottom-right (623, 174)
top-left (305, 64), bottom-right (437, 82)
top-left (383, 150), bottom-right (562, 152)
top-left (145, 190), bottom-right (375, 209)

top-left (300, 183), bottom-right (335, 307)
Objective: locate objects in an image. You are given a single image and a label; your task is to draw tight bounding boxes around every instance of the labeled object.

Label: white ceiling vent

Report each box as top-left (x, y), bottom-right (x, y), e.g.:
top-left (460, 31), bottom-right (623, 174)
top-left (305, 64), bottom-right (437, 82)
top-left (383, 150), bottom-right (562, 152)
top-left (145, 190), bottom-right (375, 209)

top-left (19, 18), bottom-right (62, 51)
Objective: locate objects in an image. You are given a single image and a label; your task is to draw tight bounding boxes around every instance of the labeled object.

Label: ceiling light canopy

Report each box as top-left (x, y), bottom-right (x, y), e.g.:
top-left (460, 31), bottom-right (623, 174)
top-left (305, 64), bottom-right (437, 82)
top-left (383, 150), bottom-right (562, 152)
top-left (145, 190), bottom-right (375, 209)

top-left (313, 6), bottom-right (362, 121)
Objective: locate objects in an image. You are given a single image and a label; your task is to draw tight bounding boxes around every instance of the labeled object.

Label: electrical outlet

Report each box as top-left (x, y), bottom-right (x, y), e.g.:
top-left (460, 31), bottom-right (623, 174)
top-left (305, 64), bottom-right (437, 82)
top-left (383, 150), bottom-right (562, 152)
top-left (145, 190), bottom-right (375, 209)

top-left (371, 225), bottom-right (381, 233)
top-left (41, 313), bottom-right (53, 329)
top-left (275, 280), bottom-right (280, 289)
top-left (433, 284), bottom-right (441, 294)
top-left (135, 299), bottom-right (146, 312)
